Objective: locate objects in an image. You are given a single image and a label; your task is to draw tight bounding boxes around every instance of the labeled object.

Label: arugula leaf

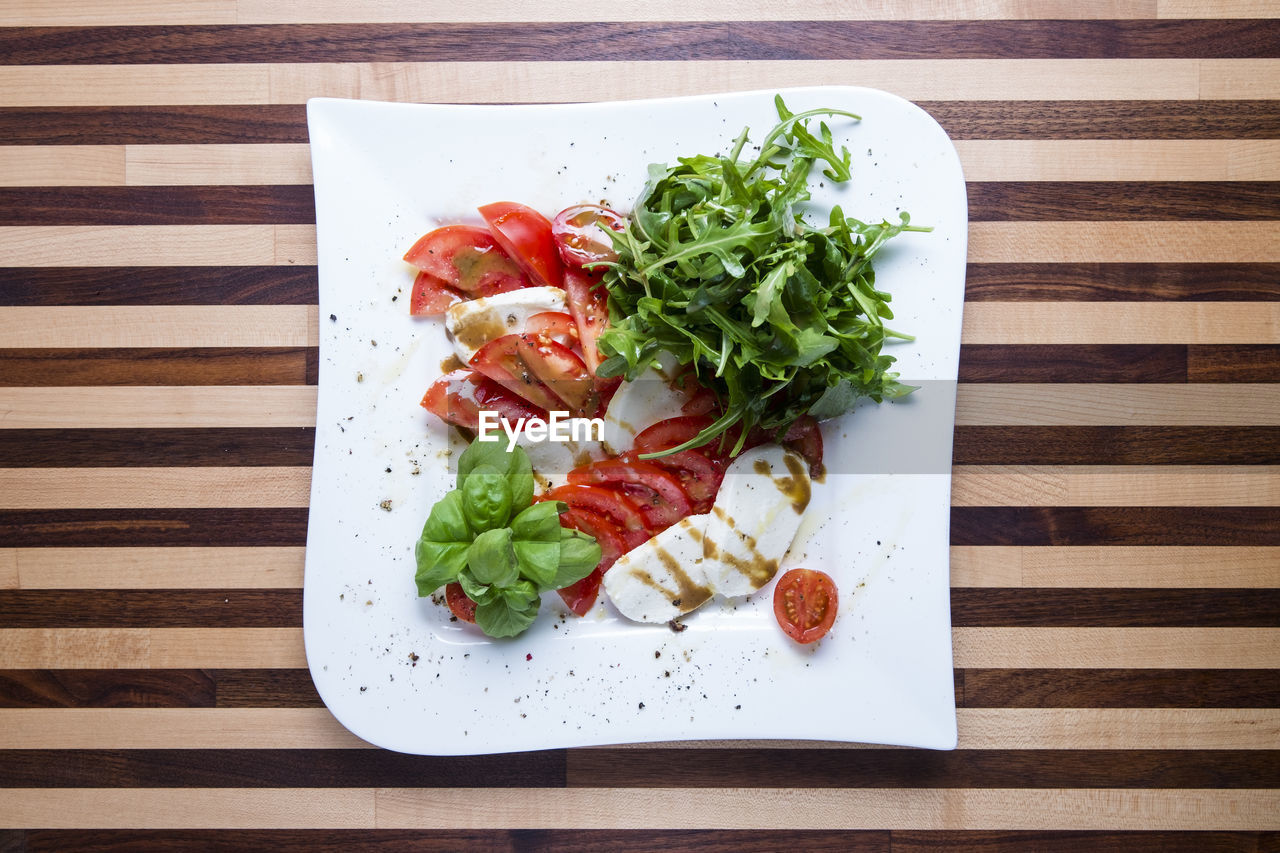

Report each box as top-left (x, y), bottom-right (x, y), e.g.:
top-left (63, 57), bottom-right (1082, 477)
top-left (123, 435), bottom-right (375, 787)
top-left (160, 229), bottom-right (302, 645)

top-left (597, 95), bottom-right (930, 454)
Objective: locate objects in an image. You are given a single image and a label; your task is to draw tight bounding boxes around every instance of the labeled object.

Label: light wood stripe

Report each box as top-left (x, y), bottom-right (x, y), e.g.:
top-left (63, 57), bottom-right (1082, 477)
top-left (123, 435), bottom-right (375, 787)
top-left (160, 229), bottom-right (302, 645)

top-left (0, 386), bottom-right (319, 428)
top-left (954, 627), bottom-right (1280, 669)
top-left (0, 627), bottom-right (307, 669)
top-left (0, 225), bottom-right (315, 266)
top-left (11, 141), bottom-right (1280, 187)
top-left (7, 60), bottom-right (1276, 107)
top-left (951, 545), bottom-right (1280, 588)
top-left (951, 465), bottom-right (1280, 507)
top-left (4, 384), bottom-right (1274, 429)
top-left (1159, 0), bottom-right (1280, 15)
top-left (0, 306), bottom-right (318, 348)
top-left (8, 546), bottom-right (305, 589)
top-left (0, 707), bottom-right (1273, 751)
top-left (968, 222), bottom-right (1280, 263)
top-left (1, 0), bottom-right (1183, 26)
top-left (0, 467), bottom-right (313, 509)
top-left (956, 385), bottom-right (1280, 426)
top-left (964, 303), bottom-right (1280, 345)
top-left (8, 465), bottom-right (1274, 510)
top-left (957, 140), bottom-right (1280, 181)
top-left (2, 223), bottom-right (1276, 267)
top-left (2, 627), bottom-right (1275, 670)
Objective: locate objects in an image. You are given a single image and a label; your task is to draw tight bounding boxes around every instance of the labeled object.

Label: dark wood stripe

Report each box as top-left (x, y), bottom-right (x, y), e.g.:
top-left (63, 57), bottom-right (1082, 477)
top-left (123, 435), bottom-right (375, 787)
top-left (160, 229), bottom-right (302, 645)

top-left (6, 588), bottom-right (1273, 630)
top-left (890, 832), bottom-right (1277, 853)
top-left (0, 268), bottom-right (317, 306)
top-left (0, 669), bottom-right (323, 709)
top-left (967, 183), bottom-right (1280, 221)
top-left (950, 589), bottom-right (1280, 628)
top-left (6, 669), bottom-right (1273, 710)
top-left (2, 749), bottom-right (1277, 790)
top-left (953, 427), bottom-right (1280, 465)
top-left (0, 428), bottom-right (316, 467)
top-left (2, 21), bottom-right (1276, 64)
top-left (0, 590), bottom-right (301, 628)
top-left (964, 264), bottom-right (1280, 301)
top-left (0, 509), bottom-right (309, 547)
top-left (0, 186), bottom-right (315, 227)
top-left (959, 345), bottom-right (1187, 383)
top-left (5, 102), bottom-right (1278, 145)
top-left (10, 184), bottom-right (1270, 226)
top-left (0, 750), bottom-right (567, 789)
top-left (0, 105), bottom-right (310, 145)
top-left (1188, 345), bottom-right (1280, 382)
top-left (0, 349), bottom-right (312, 386)
top-left (951, 507), bottom-right (1280, 546)
top-left (960, 669), bottom-right (1280, 709)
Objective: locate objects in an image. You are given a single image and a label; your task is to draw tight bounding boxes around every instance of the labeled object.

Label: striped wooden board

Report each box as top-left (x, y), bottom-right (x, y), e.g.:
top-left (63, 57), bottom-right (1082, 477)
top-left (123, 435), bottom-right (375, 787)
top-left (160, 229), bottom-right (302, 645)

top-left (1, 1), bottom-right (1278, 849)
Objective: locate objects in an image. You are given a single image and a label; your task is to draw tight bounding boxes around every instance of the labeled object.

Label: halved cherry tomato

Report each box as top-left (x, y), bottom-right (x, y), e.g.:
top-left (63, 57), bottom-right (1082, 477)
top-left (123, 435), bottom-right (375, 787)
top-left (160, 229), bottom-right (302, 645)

top-left (783, 415), bottom-right (825, 480)
top-left (543, 485), bottom-right (650, 549)
top-left (469, 333), bottom-right (599, 417)
top-left (409, 271), bottom-right (465, 316)
top-left (551, 203), bottom-right (625, 268)
top-left (404, 225), bottom-right (528, 293)
top-left (524, 311), bottom-right (579, 349)
top-left (479, 202), bottom-right (564, 289)
top-left (562, 266), bottom-right (610, 374)
top-left (567, 456), bottom-right (692, 532)
top-left (773, 568), bottom-right (838, 644)
top-left (445, 582), bottom-right (477, 623)
top-left (556, 567), bottom-right (602, 617)
top-left (420, 368), bottom-right (546, 432)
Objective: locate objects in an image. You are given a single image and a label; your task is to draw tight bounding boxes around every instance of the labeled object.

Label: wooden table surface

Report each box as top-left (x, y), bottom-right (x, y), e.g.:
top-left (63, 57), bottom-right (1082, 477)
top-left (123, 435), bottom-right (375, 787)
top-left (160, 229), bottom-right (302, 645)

top-left (2, 2), bottom-right (1279, 850)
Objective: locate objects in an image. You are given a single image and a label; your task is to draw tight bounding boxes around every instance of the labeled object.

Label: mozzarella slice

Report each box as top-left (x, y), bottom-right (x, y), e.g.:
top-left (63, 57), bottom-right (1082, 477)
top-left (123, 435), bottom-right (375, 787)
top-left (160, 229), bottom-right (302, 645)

top-left (444, 285), bottom-right (567, 364)
top-left (703, 444), bottom-right (811, 598)
top-left (603, 514), bottom-right (714, 624)
top-left (600, 350), bottom-right (688, 454)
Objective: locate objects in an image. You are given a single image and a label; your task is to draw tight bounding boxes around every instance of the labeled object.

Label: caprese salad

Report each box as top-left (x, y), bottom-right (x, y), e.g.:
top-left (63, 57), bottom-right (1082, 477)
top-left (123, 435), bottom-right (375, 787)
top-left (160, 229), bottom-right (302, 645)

top-left (408, 96), bottom-right (925, 644)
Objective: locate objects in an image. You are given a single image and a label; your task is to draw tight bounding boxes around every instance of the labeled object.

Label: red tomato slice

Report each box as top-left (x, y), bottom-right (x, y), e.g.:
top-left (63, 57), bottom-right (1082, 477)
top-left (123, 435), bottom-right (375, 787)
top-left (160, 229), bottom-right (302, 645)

top-left (445, 582), bottom-right (477, 623)
top-left (479, 202), bottom-right (564, 289)
top-left (409, 271), bottom-right (465, 316)
top-left (404, 225), bottom-right (529, 293)
top-left (543, 485), bottom-right (650, 549)
top-left (524, 311), bottom-right (579, 349)
top-left (773, 569), bottom-right (838, 644)
top-left (551, 203), bottom-right (625, 268)
top-left (783, 415), bottom-right (825, 480)
top-left (563, 266), bottom-right (610, 374)
top-left (469, 334), bottom-right (599, 417)
top-left (420, 368), bottom-right (547, 431)
top-left (567, 456), bottom-right (692, 532)
top-left (555, 567), bottom-right (602, 617)
top-left (641, 450), bottom-right (724, 514)
top-left (633, 415), bottom-right (720, 456)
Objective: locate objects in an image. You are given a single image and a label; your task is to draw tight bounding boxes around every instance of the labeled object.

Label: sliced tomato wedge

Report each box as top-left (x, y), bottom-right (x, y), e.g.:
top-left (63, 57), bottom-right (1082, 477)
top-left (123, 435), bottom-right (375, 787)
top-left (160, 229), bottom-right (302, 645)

top-left (479, 202), bottom-right (564, 289)
top-left (445, 582), bottom-right (477, 623)
top-left (773, 568), bottom-right (837, 644)
top-left (641, 450), bottom-right (723, 514)
top-left (524, 310), bottom-right (579, 349)
top-left (409, 271), bottom-right (465, 316)
top-left (563, 266), bottom-right (610, 374)
top-left (567, 456), bottom-right (692, 532)
top-left (633, 415), bottom-right (720, 457)
top-left (543, 485), bottom-right (650, 549)
top-left (556, 507), bottom-right (628, 616)
top-left (469, 333), bottom-right (599, 417)
top-left (783, 415), bottom-right (825, 480)
top-left (420, 368), bottom-right (547, 431)
top-left (555, 567), bottom-right (603, 618)
top-left (551, 203), bottom-right (625, 268)
top-left (403, 224), bottom-right (529, 293)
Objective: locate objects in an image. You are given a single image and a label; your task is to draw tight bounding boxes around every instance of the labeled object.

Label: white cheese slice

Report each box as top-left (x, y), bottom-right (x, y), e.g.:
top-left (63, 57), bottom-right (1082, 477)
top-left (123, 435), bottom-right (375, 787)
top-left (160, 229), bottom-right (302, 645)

top-left (602, 514), bottom-right (714, 624)
top-left (702, 444), bottom-right (811, 598)
top-left (600, 350), bottom-right (688, 454)
top-left (444, 285), bottom-right (567, 364)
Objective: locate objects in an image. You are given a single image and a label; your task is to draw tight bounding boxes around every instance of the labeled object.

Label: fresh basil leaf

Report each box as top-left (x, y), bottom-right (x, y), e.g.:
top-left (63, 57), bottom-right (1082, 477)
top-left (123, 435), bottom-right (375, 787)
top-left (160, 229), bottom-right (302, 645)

top-left (461, 464), bottom-right (513, 532)
top-left (413, 541), bottom-right (468, 596)
top-left (474, 594), bottom-right (540, 639)
top-left (456, 567), bottom-right (496, 605)
top-left (466, 527), bottom-right (519, 588)
top-left (421, 489), bottom-right (470, 544)
top-left (513, 539), bottom-right (560, 588)
top-left (553, 528), bottom-right (603, 589)
top-left (510, 500), bottom-right (564, 543)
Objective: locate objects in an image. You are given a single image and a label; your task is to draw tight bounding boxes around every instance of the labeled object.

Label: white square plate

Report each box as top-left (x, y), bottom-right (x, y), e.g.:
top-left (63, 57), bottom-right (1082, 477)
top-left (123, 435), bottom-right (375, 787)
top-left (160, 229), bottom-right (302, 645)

top-left (304, 87), bottom-right (966, 754)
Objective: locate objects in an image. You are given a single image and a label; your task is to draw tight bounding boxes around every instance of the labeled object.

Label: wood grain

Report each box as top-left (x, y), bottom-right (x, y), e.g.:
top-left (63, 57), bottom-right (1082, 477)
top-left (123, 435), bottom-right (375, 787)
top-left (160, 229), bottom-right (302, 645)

top-left (6, 546), bottom-right (304, 589)
top-left (0, 628), bottom-right (306, 669)
top-left (0, 267), bottom-right (317, 306)
top-left (954, 426), bottom-right (1280, 464)
top-left (955, 140), bottom-right (1280, 180)
top-left (963, 263), bottom-right (1280, 301)
top-left (963, 303), bottom-right (1280, 343)
top-left (0, 428), bottom-right (317, 466)
top-left (0, 387), bottom-right (318, 428)
top-left (954, 385), bottom-right (1280, 426)
top-left (950, 546), bottom-right (1280, 588)
top-left (0, 349), bottom-right (313, 387)
top-left (951, 507), bottom-right (1280, 546)
top-left (950, 465), bottom-right (1280, 506)
top-left (0, 467), bottom-right (312, 509)
top-left (0, 508), bottom-right (311, 547)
